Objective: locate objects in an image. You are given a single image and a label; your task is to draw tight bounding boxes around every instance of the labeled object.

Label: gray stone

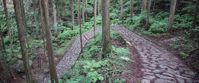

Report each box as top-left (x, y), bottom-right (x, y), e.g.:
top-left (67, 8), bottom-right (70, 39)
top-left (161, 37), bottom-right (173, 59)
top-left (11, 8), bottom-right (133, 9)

top-left (143, 75), bottom-right (155, 80)
top-left (166, 68), bottom-right (179, 75)
top-left (176, 77), bottom-right (185, 83)
top-left (154, 79), bottom-right (176, 83)
top-left (159, 65), bottom-right (168, 69)
top-left (184, 71), bottom-right (195, 76)
top-left (155, 74), bottom-right (173, 80)
top-left (141, 79), bottom-right (151, 83)
top-left (153, 69), bottom-right (163, 73)
top-left (162, 73), bottom-right (173, 77)
top-left (149, 64), bottom-right (157, 68)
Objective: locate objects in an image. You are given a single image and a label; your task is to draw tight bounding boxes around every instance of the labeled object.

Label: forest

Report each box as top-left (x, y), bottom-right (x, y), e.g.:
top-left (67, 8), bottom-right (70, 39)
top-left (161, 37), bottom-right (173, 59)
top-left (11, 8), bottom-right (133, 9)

top-left (0, 0), bottom-right (199, 83)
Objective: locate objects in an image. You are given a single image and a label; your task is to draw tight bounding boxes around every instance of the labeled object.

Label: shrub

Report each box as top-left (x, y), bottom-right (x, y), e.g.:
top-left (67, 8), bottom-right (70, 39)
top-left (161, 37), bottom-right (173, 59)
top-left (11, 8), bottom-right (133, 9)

top-left (149, 20), bottom-right (167, 33)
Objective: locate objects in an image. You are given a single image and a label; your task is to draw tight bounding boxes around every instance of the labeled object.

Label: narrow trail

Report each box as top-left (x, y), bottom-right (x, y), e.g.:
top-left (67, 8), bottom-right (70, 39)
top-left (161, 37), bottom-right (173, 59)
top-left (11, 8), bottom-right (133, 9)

top-left (112, 25), bottom-right (198, 83)
top-left (41, 28), bottom-right (100, 83)
top-left (41, 25), bottom-right (198, 83)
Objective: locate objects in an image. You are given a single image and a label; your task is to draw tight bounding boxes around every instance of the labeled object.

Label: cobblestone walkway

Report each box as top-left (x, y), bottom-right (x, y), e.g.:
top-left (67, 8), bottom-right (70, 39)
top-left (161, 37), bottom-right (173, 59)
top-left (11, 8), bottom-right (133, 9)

top-left (112, 25), bottom-right (198, 83)
top-left (41, 28), bottom-right (100, 83)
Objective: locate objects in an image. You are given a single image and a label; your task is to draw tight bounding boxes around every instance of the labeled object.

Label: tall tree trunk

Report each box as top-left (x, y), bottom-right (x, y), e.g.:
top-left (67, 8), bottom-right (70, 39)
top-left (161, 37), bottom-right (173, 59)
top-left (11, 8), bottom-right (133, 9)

top-left (94, 0), bottom-right (97, 38)
top-left (70, 0), bottom-right (74, 30)
top-left (192, 0), bottom-right (199, 29)
top-left (119, 0), bottom-right (124, 19)
top-left (168, 0), bottom-right (177, 31)
top-left (0, 33), bottom-right (2, 53)
top-left (130, 0), bottom-right (134, 16)
top-left (82, 0), bottom-right (85, 23)
top-left (39, 0), bottom-right (47, 58)
top-left (145, 0), bottom-right (151, 29)
top-left (13, 0), bottom-right (33, 83)
top-left (41, 0), bottom-right (58, 83)
top-left (102, 0), bottom-right (111, 58)
top-left (0, 33), bottom-right (6, 57)
top-left (97, 0), bottom-right (101, 15)
top-left (85, 0), bottom-right (88, 20)
top-left (52, 0), bottom-right (57, 26)
top-left (142, 0), bottom-right (147, 11)
top-left (78, 0), bottom-right (83, 51)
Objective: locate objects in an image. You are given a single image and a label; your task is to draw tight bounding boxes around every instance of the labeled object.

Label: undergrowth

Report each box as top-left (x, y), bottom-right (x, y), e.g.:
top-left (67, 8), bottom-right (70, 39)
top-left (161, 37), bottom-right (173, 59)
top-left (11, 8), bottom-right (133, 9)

top-left (59, 32), bottom-right (130, 83)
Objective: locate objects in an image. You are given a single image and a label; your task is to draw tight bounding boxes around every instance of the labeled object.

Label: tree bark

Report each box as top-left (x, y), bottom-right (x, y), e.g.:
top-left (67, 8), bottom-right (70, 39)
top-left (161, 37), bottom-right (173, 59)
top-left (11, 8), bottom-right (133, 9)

top-left (39, 0), bottom-right (47, 57)
top-left (85, 0), bottom-right (88, 20)
top-left (130, 0), bottom-right (134, 16)
top-left (41, 0), bottom-right (58, 82)
top-left (168, 0), bottom-right (177, 31)
top-left (78, 0), bottom-right (83, 51)
top-left (119, 0), bottom-right (124, 19)
top-left (70, 0), bottom-right (74, 30)
top-left (13, 0), bottom-right (33, 83)
top-left (192, 0), bottom-right (199, 29)
top-left (142, 0), bottom-right (147, 11)
top-left (94, 0), bottom-right (97, 38)
top-left (102, 0), bottom-right (111, 58)
top-left (145, 0), bottom-right (151, 28)
top-left (97, 0), bottom-right (101, 15)
top-left (0, 33), bottom-right (6, 57)
top-left (52, 0), bottom-right (57, 26)
top-left (82, 0), bottom-right (85, 22)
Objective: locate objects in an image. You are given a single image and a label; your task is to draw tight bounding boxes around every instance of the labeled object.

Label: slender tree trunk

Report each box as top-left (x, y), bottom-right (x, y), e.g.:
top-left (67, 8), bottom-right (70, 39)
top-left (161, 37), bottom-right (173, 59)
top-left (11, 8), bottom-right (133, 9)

top-left (97, 0), bottom-right (101, 15)
top-left (0, 34), bottom-right (2, 53)
top-left (0, 33), bottom-right (6, 57)
top-left (78, 0), bottom-right (83, 51)
top-left (146, 0), bottom-right (151, 28)
top-left (85, 0), bottom-right (88, 20)
top-left (94, 0), bottom-right (97, 38)
top-left (119, 0), bottom-right (124, 19)
top-left (39, 0), bottom-right (46, 57)
top-left (52, 0), bottom-right (57, 26)
top-left (41, 0), bottom-right (58, 83)
top-left (102, 0), bottom-right (111, 58)
top-left (142, 0), bottom-right (147, 11)
top-left (70, 0), bottom-right (74, 30)
top-left (168, 0), bottom-right (177, 31)
top-left (192, 0), bottom-right (199, 29)
top-left (130, 0), bottom-right (134, 16)
top-left (13, 0), bottom-right (33, 83)
top-left (82, 0), bottom-right (85, 23)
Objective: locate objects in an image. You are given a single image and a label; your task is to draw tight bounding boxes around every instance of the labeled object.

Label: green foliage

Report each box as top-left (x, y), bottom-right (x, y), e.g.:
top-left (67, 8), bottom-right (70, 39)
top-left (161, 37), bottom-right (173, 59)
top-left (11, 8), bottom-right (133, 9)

top-left (180, 52), bottom-right (189, 59)
top-left (58, 28), bottom-right (79, 40)
top-left (112, 19), bottom-right (123, 24)
top-left (149, 20), bottom-right (167, 33)
top-left (123, 14), bottom-right (144, 30)
top-left (173, 14), bottom-right (193, 29)
top-left (59, 33), bottom-right (129, 83)
top-left (122, 12), bottom-right (168, 34)
top-left (112, 46), bottom-right (129, 57)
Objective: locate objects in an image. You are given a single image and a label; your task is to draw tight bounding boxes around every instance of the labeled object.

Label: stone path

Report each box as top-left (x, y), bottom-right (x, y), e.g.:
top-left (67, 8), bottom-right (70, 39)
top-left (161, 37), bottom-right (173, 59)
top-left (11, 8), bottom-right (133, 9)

top-left (41, 28), bottom-right (100, 83)
top-left (112, 25), bottom-right (198, 83)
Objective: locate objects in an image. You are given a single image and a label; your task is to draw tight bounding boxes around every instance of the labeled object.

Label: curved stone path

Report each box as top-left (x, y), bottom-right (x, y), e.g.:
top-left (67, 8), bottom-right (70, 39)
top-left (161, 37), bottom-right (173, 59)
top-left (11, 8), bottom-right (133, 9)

top-left (41, 28), bottom-right (100, 83)
top-left (112, 25), bottom-right (198, 83)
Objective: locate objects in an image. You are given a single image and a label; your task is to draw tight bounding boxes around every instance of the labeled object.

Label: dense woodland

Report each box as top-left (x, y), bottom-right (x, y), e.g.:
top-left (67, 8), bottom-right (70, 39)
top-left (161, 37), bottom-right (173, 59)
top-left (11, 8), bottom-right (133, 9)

top-left (0, 0), bottom-right (199, 83)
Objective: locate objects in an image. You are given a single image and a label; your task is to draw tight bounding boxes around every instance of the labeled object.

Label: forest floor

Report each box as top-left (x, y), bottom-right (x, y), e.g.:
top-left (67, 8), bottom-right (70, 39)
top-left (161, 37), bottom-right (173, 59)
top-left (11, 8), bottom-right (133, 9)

top-left (33, 28), bottom-right (101, 83)
top-left (29, 25), bottom-right (199, 83)
top-left (112, 25), bottom-right (199, 83)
